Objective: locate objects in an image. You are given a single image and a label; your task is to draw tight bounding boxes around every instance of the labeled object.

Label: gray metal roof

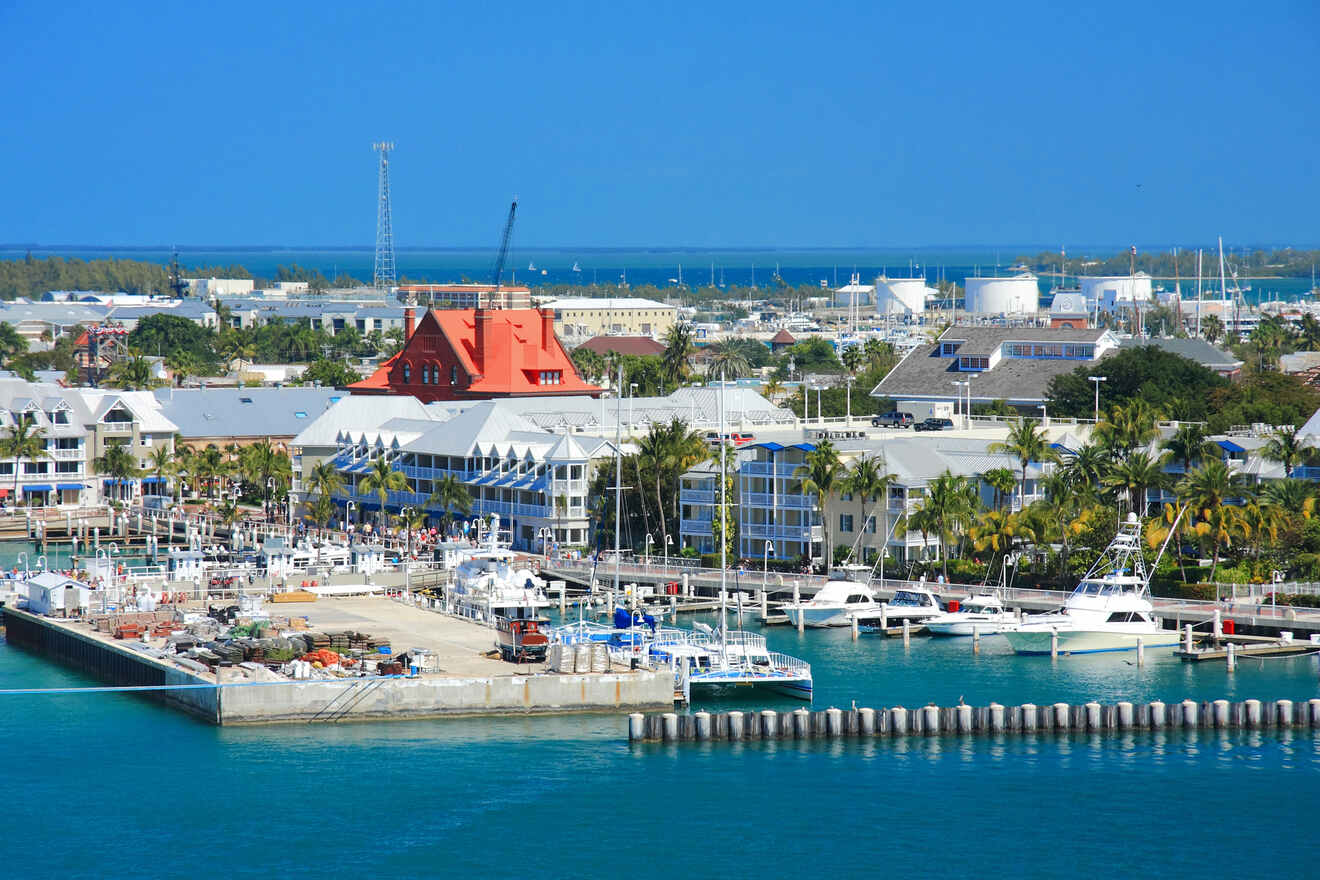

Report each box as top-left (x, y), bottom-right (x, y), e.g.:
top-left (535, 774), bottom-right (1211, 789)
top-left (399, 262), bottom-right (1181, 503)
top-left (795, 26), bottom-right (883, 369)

top-left (871, 342), bottom-right (1093, 405)
top-left (151, 387), bottom-right (343, 439)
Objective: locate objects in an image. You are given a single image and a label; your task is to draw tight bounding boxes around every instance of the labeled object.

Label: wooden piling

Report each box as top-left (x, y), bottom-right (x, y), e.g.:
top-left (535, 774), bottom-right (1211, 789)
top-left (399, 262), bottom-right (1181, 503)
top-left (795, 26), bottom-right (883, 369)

top-left (859, 707), bottom-right (875, 735)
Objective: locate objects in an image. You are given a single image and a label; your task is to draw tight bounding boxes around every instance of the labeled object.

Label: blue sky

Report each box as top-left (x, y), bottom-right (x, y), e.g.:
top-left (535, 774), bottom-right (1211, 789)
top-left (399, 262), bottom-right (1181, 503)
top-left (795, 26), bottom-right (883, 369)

top-left (1, 1), bottom-right (1316, 249)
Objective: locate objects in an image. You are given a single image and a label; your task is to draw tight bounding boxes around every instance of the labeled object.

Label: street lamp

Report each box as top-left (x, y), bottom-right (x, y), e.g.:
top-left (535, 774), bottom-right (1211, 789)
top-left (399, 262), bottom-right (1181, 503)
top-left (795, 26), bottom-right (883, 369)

top-left (1037, 404), bottom-right (1048, 425)
top-left (401, 506), bottom-right (416, 563)
top-left (265, 477), bottom-right (275, 523)
top-left (629, 383), bottom-right (638, 431)
top-left (1087, 375), bottom-right (1107, 422)
top-left (815, 385), bottom-right (823, 424)
top-left (762, 540), bottom-right (774, 597)
top-left (665, 534), bottom-right (673, 568)
top-left (346, 500), bottom-right (357, 532)
top-left (645, 533), bottom-right (654, 567)
top-left (966, 374), bottom-right (976, 427)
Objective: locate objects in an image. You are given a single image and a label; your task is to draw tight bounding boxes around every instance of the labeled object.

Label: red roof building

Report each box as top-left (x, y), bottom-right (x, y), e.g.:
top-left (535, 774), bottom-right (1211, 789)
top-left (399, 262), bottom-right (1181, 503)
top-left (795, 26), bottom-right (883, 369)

top-left (349, 307), bottom-right (603, 402)
top-left (769, 328), bottom-right (797, 352)
top-left (575, 335), bottom-right (666, 358)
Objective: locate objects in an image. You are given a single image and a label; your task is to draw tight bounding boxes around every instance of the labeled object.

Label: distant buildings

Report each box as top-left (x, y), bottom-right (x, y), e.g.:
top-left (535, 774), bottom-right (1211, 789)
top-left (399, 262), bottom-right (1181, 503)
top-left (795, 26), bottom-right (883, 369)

top-left (541, 297), bottom-right (676, 343)
top-left (574, 335), bottom-right (667, 358)
top-left (397, 283), bottom-right (532, 310)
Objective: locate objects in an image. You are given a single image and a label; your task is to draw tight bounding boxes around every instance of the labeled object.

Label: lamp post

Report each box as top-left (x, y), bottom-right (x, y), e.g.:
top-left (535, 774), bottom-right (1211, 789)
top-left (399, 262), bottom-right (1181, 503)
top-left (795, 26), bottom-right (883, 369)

top-left (265, 477), bottom-right (275, 523)
top-left (629, 383), bottom-right (638, 432)
top-left (952, 380), bottom-right (966, 427)
top-left (346, 500), bottom-right (357, 533)
top-left (762, 540), bottom-right (774, 597)
top-left (537, 526), bottom-right (553, 560)
top-left (845, 375), bottom-right (854, 427)
top-left (1087, 375), bottom-right (1107, 422)
top-left (1038, 404), bottom-right (1048, 426)
top-left (966, 374), bottom-right (976, 428)
top-left (665, 534), bottom-right (673, 568)
top-left (401, 505), bottom-right (416, 562)
top-left (645, 533), bottom-right (654, 567)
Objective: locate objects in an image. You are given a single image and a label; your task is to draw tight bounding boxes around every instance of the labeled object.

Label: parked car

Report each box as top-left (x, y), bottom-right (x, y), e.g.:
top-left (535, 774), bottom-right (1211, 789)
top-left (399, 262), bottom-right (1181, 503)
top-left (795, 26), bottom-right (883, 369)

top-left (871, 411), bottom-right (914, 428)
top-left (914, 417), bottom-right (955, 432)
top-left (705, 431), bottom-right (755, 447)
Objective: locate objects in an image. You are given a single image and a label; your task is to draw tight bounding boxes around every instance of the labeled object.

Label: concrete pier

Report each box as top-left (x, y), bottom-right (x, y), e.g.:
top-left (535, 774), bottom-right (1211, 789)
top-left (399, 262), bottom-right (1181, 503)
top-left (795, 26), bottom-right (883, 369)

top-left (627, 694), bottom-right (1320, 742)
top-left (3, 605), bottom-right (672, 725)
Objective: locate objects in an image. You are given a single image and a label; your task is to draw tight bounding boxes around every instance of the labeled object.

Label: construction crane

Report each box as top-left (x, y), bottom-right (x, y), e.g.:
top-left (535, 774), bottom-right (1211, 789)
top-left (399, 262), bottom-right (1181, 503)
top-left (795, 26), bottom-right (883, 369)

top-left (490, 198), bottom-right (518, 302)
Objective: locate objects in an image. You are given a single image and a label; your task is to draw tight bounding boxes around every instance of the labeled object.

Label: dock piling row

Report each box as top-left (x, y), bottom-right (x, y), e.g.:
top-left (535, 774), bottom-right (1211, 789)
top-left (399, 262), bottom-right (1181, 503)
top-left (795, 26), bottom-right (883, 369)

top-left (628, 697), bottom-right (1320, 742)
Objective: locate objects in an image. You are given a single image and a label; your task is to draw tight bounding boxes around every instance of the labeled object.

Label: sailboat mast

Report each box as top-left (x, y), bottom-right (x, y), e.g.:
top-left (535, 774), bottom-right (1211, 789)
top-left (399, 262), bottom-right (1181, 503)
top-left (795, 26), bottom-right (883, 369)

top-left (1218, 236), bottom-right (1230, 337)
top-left (1196, 249), bottom-right (1203, 337)
top-left (719, 371), bottom-right (728, 637)
top-left (613, 364), bottom-right (622, 597)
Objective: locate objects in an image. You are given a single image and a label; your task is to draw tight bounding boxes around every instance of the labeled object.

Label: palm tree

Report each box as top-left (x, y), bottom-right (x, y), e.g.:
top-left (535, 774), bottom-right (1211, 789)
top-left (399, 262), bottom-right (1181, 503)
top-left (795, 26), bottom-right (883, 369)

top-left (359, 455), bottom-right (408, 531)
top-left (240, 441), bottom-right (290, 519)
top-left (989, 418), bottom-right (1059, 509)
top-left (794, 440), bottom-right (844, 570)
top-left (193, 445), bottom-right (227, 499)
top-left (1178, 459), bottom-right (1247, 580)
top-left (1103, 449), bottom-right (1169, 515)
top-left (761, 376), bottom-right (784, 403)
top-left (705, 340), bottom-right (752, 380)
top-left (1263, 429), bottom-right (1312, 478)
top-left (1060, 443), bottom-right (1109, 502)
top-left (921, 470), bottom-right (980, 579)
top-left (841, 454), bottom-right (896, 567)
top-left (840, 345), bottom-right (864, 375)
top-left (969, 509), bottom-right (1037, 576)
top-left (107, 350), bottom-right (158, 390)
top-left (982, 467), bottom-right (1017, 510)
top-left (1095, 400), bottom-right (1161, 461)
top-left (1202, 314), bottom-right (1225, 344)
top-left (1239, 500), bottom-right (1283, 560)
top-left (1263, 478), bottom-right (1316, 518)
top-left (147, 445), bottom-right (174, 500)
top-left (426, 473), bottom-right (473, 533)
top-left (1162, 422), bottom-right (1215, 474)
top-left (1299, 314), bottom-right (1320, 351)
top-left (164, 350), bottom-right (198, 387)
top-left (660, 322), bottom-right (695, 390)
top-left (0, 419), bottom-right (47, 502)
top-left (94, 444), bottom-right (141, 502)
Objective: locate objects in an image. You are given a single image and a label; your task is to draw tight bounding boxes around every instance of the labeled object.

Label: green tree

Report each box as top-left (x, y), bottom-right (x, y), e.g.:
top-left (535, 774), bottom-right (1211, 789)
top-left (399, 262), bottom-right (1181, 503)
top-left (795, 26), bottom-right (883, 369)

top-left (426, 473), bottom-right (473, 531)
top-left (0, 419), bottom-right (47, 502)
top-left (1201, 314), bottom-right (1225, 344)
top-left (1103, 450), bottom-right (1169, 515)
top-left (0, 322), bottom-right (29, 368)
top-left (358, 455), bottom-right (408, 531)
top-left (106, 349), bottom-right (160, 390)
top-left (920, 471), bottom-right (980, 579)
top-left (840, 453), bottom-right (896, 568)
top-left (982, 467), bottom-right (1018, 510)
top-left (660, 322), bottom-right (695, 389)
top-left (705, 340), bottom-right (753, 379)
top-left (296, 358), bottom-right (360, 387)
top-left (1262, 428), bottom-right (1313, 478)
top-left (794, 440), bottom-right (844, 571)
top-left (94, 443), bottom-right (141, 502)
top-left (1046, 346), bottom-right (1225, 422)
top-left (1178, 460), bottom-right (1247, 580)
top-left (989, 418), bottom-right (1059, 509)
top-left (1162, 422), bottom-right (1215, 473)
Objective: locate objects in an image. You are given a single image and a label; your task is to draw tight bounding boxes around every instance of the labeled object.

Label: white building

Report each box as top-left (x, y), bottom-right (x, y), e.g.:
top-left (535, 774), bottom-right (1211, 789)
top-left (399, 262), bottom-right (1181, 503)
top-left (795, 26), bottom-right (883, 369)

top-left (186, 277), bottom-right (255, 298)
top-left (964, 274), bottom-right (1040, 315)
top-left (1080, 274), bottom-right (1154, 314)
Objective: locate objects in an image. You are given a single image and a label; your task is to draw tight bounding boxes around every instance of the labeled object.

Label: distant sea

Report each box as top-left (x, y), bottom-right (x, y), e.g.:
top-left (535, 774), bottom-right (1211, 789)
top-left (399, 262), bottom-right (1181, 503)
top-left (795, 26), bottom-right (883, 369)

top-left (4, 246), bottom-right (1314, 304)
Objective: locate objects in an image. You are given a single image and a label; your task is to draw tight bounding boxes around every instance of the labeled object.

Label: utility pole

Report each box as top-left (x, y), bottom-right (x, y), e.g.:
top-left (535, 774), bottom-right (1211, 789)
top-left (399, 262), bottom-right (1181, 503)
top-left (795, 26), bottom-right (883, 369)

top-left (373, 142), bottom-right (397, 292)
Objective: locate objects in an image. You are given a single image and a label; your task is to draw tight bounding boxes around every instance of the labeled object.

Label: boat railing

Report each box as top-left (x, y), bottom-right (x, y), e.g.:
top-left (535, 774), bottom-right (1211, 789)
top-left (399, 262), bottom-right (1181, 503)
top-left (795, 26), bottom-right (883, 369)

top-left (767, 652), bottom-right (812, 675)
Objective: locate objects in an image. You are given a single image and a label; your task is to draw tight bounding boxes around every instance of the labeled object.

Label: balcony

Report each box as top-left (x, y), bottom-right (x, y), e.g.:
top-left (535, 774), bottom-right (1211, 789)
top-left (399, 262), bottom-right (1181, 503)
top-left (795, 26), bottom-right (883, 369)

top-left (742, 462), bottom-right (805, 478)
top-left (681, 489), bottom-right (715, 504)
top-left (739, 492), bottom-right (814, 510)
top-left (741, 523), bottom-right (821, 541)
top-left (101, 423), bottom-right (134, 435)
top-left (50, 448), bottom-right (83, 461)
top-left (680, 518), bottom-right (713, 537)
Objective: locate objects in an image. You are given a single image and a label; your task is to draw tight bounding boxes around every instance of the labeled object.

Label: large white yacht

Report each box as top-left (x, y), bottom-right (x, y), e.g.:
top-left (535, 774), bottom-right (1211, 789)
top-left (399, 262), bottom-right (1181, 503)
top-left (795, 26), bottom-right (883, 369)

top-left (925, 593), bottom-right (1018, 636)
top-left (784, 565), bottom-right (881, 628)
top-left (450, 517), bottom-right (550, 623)
top-left (1002, 514), bottom-right (1178, 655)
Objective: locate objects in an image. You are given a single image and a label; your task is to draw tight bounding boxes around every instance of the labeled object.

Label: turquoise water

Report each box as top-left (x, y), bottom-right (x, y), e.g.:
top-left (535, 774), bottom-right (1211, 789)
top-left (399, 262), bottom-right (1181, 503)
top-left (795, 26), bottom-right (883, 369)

top-left (3, 613), bottom-right (1319, 877)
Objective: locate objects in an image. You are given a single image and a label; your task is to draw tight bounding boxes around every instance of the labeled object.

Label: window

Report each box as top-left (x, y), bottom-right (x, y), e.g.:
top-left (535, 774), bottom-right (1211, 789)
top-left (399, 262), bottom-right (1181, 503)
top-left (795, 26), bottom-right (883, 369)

top-left (958, 356), bottom-right (989, 371)
top-left (294, 411), bottom-right (307, 418)
top-left (939, 340), bottom-right (963, 357)
top-left (55, 461), bottom-right (79, 473)
top-left (839, 513), bottom-right (854, 533)
top-left (402, 363), bottom-right (411, 383)
top-left (420, 365), bottom-right (429, 384)
top-left (24, 461), bottom-right (48, 474)
top-left (450, 365), bottom-right (458, 385)
top-left (239, 396), bottom-right (253, 404)
top-left (0, 463), bottom-right (12, 475)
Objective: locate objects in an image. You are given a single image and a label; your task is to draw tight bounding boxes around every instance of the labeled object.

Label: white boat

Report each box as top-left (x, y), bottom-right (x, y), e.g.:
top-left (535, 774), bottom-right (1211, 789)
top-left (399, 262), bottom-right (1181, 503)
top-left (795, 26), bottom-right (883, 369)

top-left (853, 583), bottom-right (944, 629)
top-left (1002, 514), bottom-right (1179, 655)
top-left (784, 566), bottom-right (881, 628)
top-left (925, 593), bottom-right (1018, 636)
top-left (450, 516), bottom-right (550, 623)
top-left (650, 628), bottom-right (812, 701)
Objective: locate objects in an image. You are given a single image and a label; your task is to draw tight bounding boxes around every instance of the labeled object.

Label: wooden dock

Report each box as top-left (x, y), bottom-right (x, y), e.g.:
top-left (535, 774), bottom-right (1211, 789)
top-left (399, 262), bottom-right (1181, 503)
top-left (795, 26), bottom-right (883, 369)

top-left (1177, 638), bottom-right (1320, 662)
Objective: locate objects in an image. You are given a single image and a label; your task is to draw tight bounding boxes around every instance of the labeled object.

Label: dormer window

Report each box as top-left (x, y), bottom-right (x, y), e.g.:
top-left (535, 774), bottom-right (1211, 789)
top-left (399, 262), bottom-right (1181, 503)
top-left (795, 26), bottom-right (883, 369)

top-left (939, 341), bottom-right (963, 357)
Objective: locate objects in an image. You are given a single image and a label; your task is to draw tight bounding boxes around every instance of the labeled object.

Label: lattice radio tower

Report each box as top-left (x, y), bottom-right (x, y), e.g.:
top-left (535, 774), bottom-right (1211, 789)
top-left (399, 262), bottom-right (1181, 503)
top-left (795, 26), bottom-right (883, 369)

top-left (373, 141), bottom-right (397, 291)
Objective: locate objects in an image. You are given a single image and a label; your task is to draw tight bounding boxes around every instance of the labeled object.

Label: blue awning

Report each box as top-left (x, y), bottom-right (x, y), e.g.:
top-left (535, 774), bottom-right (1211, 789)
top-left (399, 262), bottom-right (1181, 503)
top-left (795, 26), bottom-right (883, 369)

top-left (23, 484), bottom-right (52, 493)
top-left (142, 476), bottom-right (166, 484)
top-left (1216, 440), bottom-right (1246, 453)
top-left (56, 483), bottom-right (84, 491)
top-left (103, 478), bottom-right (139, 486)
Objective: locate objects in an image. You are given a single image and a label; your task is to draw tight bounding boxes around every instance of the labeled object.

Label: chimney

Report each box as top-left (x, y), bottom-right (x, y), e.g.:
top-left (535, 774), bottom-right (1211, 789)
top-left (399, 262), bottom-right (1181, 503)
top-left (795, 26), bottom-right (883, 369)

top-left (403, 307), bottom-right (415, 340)
top-left (474, 308), bottom-right (492, 373)
top-left (540, 308), bottom-right (555, 352)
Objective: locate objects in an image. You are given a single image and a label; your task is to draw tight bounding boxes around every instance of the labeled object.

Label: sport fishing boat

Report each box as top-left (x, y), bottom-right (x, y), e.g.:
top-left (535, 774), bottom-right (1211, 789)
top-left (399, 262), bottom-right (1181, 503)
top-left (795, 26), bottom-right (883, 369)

top-left (784, 565), bottom-right (881, 628)
top-left (649, 626), bottom-right (813, 702)
top-left (450, 516), bottom-right (550, 623)
top-left (1002, 513), bottom-right (1179, 655)
top-left (925, 593), bottom-right (1018, 636)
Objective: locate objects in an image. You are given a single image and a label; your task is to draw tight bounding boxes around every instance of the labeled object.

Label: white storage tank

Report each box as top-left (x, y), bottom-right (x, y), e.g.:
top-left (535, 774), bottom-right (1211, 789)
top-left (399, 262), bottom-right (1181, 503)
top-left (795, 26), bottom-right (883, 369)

top-left (1079, 273), bottom-right (1154, 312)
top-left (964, 273), bottom-right (1040, 315)
top-left (876, 276), bottom-right (932, 315)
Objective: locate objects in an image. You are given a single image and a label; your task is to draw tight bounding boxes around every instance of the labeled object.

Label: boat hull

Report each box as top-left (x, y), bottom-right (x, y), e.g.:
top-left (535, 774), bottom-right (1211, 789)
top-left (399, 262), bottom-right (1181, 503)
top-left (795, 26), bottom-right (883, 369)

top-left (1002, 627), bottom-right (1180, 655)
top-left (925, 619), bottom-right (1018, 637)
top-left (691, 675), bottom-right (813, 701)
top-left (784, 606), bottom-right (869, 628)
